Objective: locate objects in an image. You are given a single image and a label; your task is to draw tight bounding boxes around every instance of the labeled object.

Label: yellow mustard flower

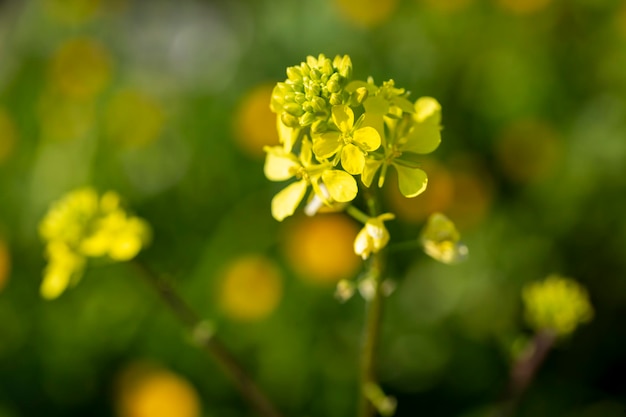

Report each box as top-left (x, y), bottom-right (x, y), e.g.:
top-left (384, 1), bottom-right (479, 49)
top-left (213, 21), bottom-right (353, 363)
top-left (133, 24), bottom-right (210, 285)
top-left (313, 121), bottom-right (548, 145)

top-left (264, 138), bottom-right (357, 221)
top-left (523, 275), bottom-right (593, 337)
top-left (420, 212), bottom-right (468, 264)
top-left (39, 187), bottom-right (150, 299)
top-left (312, 104), bottom-right (381, 175)
top-left (362, 96), bottom-right (442, 198)
top-left (354, 213), bottom-right (395, 260)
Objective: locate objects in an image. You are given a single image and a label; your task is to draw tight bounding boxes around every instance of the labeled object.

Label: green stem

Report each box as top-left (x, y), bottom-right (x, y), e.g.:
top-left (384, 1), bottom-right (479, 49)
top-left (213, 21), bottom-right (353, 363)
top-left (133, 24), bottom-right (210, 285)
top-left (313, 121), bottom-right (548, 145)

top-left (346, 204), bottom-right (371, 224)
top-left (358, 252), bottom-right (385, 417)
top-left (131, 260), bottom-right (283, 417)
top-left (357, 187), bottom-right (389, 417)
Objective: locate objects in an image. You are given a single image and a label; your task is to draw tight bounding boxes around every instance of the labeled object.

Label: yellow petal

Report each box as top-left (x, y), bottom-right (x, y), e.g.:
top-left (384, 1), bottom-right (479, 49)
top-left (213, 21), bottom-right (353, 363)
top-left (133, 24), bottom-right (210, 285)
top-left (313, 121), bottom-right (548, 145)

top-left (322, 170), bottom-right (358, 202)
top-left (353, 227), bottom-right (372, 260)
top-left (277, 115), bottom-right (298, 152)
top-left (264, 147), bottom-right (299, 181)
top-left (312, 132), bottom-right (342, 159)
top-left (414, 97), bottom-right (441, 125)
top-left (271, 180), bottom-right (308, 221)
top-left (402, 123), bottom-right (441, 154)
top-left (341, 144), bottom-right (365, 175)
top-left (420, 213), bottom-right (468, 264)
top-left (394, 165), bottom-right (428, 197)
top-left (352, 126), bottom-right (381, 152)
top-left (332, 105), bottom-right (354, 133)
top-left (361, 158), bottom-right (383, 187)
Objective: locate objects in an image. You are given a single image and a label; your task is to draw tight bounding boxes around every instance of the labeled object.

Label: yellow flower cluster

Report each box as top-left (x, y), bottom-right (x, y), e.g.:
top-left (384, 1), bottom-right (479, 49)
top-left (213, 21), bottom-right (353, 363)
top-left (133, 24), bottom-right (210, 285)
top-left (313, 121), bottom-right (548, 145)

top-left (39, 187), bottom-right (150, 299)
top-left (264, 55), bottom-right (443, 222)
top-left (522, 275), bottom-right (593, 337)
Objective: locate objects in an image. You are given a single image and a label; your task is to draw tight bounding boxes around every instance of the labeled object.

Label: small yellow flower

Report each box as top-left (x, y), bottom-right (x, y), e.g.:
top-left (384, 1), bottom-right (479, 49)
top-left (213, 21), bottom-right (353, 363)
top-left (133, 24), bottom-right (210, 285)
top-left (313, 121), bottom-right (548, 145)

top-left (354, 213), bottom-right (395, 260)
top-left (523, 275), bottom-right (593, 337)
top-left (39, 187), bottom-right (150, 299)
top-left (362, 96), bottom-right (442, 198)
top-left (264, 139), bottom-right (357, 221)
top-left (420, 212), bottom-right (468, 264)
top-left (312, 104), bottom-right (381, 175)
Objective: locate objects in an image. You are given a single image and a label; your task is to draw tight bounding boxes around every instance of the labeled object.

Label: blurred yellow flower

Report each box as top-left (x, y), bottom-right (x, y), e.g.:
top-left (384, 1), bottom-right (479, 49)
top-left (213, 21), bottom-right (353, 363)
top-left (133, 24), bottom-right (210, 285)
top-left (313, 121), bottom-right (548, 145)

top-left (0, 238), bottom-right (10, 293)
top-left (105, 89), bottom-right (165, 148)
top-left (495, 0), bottom-right (552, 15)
top-left (420, 212), bottom-right (468, 264)
top-left (523, 275), bottom-right (593, 337)
top-left (116, 363), bottom-right (201, 417)
top-left (0, 108), bottom-right (17, 164)
top-left (334, 0), bottom-right (399, 27)
top-left (495, 119), bottom-right (561, 184)
top-left (233, 84), bottom-right (279, 158)
top-left (354, 213), bottom-right (395, 260)
top-left (49, 37), bottom-right (112, 100)
top-left (283, 214), bottom-right (360, 284)
top-left (219, 255), bottom-right (283, 321)
top-left (39, 187), bottom-right (150, 299)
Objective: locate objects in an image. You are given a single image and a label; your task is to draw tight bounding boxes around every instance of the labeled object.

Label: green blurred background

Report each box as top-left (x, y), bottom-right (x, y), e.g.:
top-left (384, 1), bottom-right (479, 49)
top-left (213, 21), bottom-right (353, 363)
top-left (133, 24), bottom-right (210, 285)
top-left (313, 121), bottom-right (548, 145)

top-left (1, 0), bottom-right (625, 416)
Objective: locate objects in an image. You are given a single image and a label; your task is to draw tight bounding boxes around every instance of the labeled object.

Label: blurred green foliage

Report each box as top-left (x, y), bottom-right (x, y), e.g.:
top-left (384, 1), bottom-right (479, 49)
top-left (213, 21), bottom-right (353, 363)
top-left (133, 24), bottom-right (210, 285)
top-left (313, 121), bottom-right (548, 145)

top-left (1, 0), bottom-right (626, 416)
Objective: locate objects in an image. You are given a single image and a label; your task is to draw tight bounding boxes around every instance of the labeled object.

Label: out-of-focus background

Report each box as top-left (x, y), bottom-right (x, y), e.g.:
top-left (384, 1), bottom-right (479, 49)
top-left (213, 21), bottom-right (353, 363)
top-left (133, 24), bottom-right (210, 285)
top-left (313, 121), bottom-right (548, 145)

top-left (1, 0), bottom-right (625, 416)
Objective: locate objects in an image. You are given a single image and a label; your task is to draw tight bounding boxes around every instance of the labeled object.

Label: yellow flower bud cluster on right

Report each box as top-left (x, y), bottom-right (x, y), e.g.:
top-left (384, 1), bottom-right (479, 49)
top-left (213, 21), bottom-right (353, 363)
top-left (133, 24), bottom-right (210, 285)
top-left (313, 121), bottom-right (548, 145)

top-left (39, 187), bottom-right (150, 299)
top-left (522, 275), bottom-right (594, 337)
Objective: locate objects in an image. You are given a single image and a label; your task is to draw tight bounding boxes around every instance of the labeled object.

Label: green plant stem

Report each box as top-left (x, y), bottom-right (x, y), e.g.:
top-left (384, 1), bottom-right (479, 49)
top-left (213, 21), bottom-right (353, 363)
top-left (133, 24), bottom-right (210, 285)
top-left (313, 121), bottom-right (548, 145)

top-left (358, 252), bottom-right (385, 417)
top-left (358, 188), bottom-right (387, 417)
top-left (493, 329), bottom-right (556, 417)
top-left (131, 260), bottom-right (283, 417)
top-left (346, 204), bottom-right (370, 224)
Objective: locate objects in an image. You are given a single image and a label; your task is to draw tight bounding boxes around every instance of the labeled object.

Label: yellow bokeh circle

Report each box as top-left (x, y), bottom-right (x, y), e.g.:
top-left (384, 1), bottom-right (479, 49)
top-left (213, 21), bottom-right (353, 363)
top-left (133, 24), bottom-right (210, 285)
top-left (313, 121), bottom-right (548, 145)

top-left (283, 214), bottom-right (361, 285)
top-left (421, 0), bottom-right (474, 13)
top-left (105, 89), bottom-right (165, 147)
top-left (219, 255), bottom-right (283, 321)
top-left (233, 84), bottom-right (279, 158)
top-left (446, 156), bottom-right (494, 230)
top-left (38, 91), bottom-right (95, 141)
top-left (116, 364), bottom-right (201, 417)
top-left (495, 119), bottom-right (561, 184)
top-left (49, 37), bottom-right (112, 100)
top-left (0, 238), bottom-right (10, 292)
top-left (0, 108), bottom-right (17, 163)
top-left (334, 0), bottom-right (398, 28)
top-left (495, 0), bottom-right (552, 15)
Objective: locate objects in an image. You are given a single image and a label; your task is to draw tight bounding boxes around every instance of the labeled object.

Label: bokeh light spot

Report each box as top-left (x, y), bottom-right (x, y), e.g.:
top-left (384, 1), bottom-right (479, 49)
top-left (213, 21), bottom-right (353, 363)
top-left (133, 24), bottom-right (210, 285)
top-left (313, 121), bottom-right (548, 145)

top-left (233, 84), bottom-right (279, 158)
top-left (38, 91), bottom-right (95, 141)
top-left (495, 0), bottom-right (552, 15)
top-left (421, 0), bottom-right (474, 13)
top-left (446, 156), bottom-right (494, 230)
top-left (334, 0), bottom-right (398, 28)
top-left (0, 108), bottom-right (17, 163)
top-left (495, 119), bottom-right (562, 183)
top-left (116, 363), bottom-right (201, 417)
top-left (283, 214), bottom-right (360, 284)
top-left (49, 37), bottom-right (112, 100)
top-left (43, 0), bottom-right (101, 25)
top-left (105, 89), bottom-right (165, 147)
top-left (0, 239), bottom-right (10, 292)
top-left (219, 255), bottom-right (283, 321)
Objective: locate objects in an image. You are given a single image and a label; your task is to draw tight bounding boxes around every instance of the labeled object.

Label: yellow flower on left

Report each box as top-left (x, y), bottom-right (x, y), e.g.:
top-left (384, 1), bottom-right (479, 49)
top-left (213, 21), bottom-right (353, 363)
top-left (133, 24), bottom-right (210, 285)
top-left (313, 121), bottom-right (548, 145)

top-left (39, 187), bottom-right (150, 299)
top-left (264, 138), bottom-right (358, 221)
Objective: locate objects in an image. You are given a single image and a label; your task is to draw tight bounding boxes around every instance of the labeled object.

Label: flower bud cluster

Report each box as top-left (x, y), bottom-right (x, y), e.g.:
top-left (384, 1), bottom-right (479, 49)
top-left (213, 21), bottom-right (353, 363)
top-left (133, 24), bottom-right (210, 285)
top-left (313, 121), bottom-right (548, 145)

top-left (271, 54), bottom-right (352, 128)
